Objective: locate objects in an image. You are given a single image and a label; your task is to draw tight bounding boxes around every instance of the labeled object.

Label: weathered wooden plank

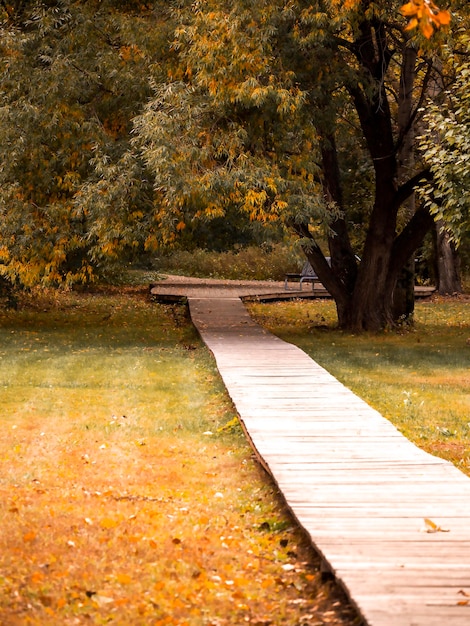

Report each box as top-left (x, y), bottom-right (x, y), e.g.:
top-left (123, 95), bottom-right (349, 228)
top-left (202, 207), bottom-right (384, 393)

top-left (187, 296), bottom-right (470, 626)
top-left (348, 604), bottom-right (470, 626)
top-left (292, 507), bottom-right (470, 521)
top-left (336, 568), bottom-right (470, 585)
top-left (284, 527), bottom-right (470, 540)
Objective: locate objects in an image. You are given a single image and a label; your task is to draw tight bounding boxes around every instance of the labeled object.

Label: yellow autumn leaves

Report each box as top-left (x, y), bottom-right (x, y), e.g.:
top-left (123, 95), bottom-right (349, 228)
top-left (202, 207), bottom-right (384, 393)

top-left (401, 0), bottom-right (451, 38)
top-left (0, 290), bottom-right (358, 625)
top-left (329, 0), bottom-right (451, 38)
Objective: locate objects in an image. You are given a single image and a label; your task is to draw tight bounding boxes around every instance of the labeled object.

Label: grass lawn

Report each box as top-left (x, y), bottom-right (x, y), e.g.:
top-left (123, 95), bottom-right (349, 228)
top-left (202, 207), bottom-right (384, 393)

top-left (248, 296), bottom-right (470, 476)
top-left (0, 288), bottom-right (358, 626)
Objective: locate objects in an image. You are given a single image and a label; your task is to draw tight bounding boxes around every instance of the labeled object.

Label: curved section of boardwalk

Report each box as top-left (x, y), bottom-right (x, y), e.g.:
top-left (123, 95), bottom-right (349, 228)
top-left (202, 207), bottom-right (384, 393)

top-left (188, 296), bottom-right (470, 626)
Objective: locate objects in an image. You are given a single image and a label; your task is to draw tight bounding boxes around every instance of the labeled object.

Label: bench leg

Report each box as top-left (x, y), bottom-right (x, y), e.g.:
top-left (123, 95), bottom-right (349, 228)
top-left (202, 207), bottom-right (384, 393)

top-left (285, 279), bottom-right (300, 291)
top-left (285, 275), bottom-right (303, 291)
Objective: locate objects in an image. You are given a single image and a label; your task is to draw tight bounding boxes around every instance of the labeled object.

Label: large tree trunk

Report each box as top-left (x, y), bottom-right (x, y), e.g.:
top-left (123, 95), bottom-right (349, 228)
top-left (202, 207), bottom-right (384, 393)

top-left (296, 113), bottom-right (433, 331)
top-left (435, 220), bottom-right (462, 294)
top-left (341, 19), bottom-right (401, 330)
top-left (296, 202), bottom-right (434, 331)
top-left (320, 135), bottom-right (358, 293)
top-left (334, 20), bottom-right (434, 331)
top-left (345, 114), bottom-right (400, 328)
top-left (293, 18), bottom-right (436, 332)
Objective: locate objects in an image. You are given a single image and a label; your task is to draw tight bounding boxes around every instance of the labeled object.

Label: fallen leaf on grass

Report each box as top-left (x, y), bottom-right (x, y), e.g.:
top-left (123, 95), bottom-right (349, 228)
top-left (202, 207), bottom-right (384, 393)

top-left (100, 517), bottom-right (119, 529)
top-left (116, 573), bottom-right (132, 584)
top-left (30, 571), bottom-right (45, 584)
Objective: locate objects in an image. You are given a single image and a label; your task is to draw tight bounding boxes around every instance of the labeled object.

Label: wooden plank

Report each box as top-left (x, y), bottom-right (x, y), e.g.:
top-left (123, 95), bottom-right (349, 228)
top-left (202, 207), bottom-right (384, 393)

top-left (187, 296), bottom-right (470, 626)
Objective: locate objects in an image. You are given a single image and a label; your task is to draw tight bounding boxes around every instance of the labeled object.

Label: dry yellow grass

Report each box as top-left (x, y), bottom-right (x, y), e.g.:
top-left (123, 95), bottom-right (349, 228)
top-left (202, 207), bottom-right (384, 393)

top-left (0, 288), bottom-right (358, 625)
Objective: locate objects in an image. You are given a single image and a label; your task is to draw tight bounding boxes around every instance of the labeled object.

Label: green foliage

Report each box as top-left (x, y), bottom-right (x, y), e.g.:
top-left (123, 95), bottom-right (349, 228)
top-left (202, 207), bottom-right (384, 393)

top-left (155, 243), bottom-right (303, 281)
top-left (132, 1), bottom-right (334, 245)
top-left (0, 0), bottom-right (172, 286)
top-left (419, 34), bottom-right (470, 246)
top-left (133, 81), bottom-right (326, 244)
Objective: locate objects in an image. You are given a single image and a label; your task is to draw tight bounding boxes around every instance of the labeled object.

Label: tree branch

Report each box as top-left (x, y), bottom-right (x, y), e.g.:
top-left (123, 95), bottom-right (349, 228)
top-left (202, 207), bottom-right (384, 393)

top-left (393, 167), bottom-right (432, 210)
top-left (391, 205), bottom-right (435, 270)
top-left (289, 220), bottom-right (351, 305)
top-left (394, 59), bottom-right (434, 155)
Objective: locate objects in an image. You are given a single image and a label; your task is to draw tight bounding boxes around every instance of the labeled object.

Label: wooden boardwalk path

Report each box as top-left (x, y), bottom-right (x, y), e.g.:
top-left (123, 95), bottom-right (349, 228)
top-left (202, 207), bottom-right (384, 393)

top-left (187, 296), bottom-right (470, 626)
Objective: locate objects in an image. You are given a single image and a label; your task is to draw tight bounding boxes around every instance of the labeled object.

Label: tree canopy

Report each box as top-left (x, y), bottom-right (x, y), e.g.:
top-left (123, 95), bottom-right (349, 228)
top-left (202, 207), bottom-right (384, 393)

top-left (0, 0), bottom-right (468, 329)
top-left (419, 33), bottom-right (470, 245)
top-left (133, 0), bottom-right (468, 329)
top-left (0, 0), bottom-right (170, 286)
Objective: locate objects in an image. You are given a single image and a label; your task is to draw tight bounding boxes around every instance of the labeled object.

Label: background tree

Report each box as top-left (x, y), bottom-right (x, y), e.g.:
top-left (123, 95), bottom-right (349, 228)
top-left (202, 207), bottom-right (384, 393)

top-left (134, 0), bottom-right (467, 330)
top-left (418, 32), bottom-right (470, 293)
top-left (1, 0), bottom-right (467, 325)
top-left (0, 0), bottom-right (171, 286)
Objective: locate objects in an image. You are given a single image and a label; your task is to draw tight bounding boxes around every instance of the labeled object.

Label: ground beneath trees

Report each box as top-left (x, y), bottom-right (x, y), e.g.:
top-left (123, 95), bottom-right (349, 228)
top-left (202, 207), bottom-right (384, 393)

top-left (0, 289), bottom-right (360, 626)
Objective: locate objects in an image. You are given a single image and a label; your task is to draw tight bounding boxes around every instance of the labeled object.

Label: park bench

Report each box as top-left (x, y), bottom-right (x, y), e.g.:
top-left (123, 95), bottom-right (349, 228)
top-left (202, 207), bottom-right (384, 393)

top-left (284, 259), bottom-right (329, 292)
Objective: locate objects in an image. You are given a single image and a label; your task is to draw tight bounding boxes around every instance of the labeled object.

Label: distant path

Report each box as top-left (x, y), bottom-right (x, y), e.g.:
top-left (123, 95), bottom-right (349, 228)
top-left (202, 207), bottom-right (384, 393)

top-left (150, 279), bottom-right (470, 626)
top-left (150, 274), bottom-right (435, 302)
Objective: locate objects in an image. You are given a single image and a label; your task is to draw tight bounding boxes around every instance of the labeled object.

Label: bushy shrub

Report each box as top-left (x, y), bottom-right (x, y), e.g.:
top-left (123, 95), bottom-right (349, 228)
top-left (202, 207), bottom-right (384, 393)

top-left (155, 244), bottom-right (303, 281)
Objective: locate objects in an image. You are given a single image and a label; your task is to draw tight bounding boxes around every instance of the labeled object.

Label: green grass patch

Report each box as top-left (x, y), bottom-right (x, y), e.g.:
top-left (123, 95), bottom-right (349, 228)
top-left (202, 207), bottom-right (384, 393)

top-left (0, 289), bottom-right (231, 438)
top-left (0, 287), bottom-right (358, 625)
top-left (248, 297), bottom-right (470, 475)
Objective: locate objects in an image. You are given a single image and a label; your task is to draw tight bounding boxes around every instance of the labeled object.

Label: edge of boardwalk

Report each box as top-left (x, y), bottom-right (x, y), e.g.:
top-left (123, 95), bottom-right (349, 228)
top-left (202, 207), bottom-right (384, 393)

top-left (184, 295), bottom-right (470, 626)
